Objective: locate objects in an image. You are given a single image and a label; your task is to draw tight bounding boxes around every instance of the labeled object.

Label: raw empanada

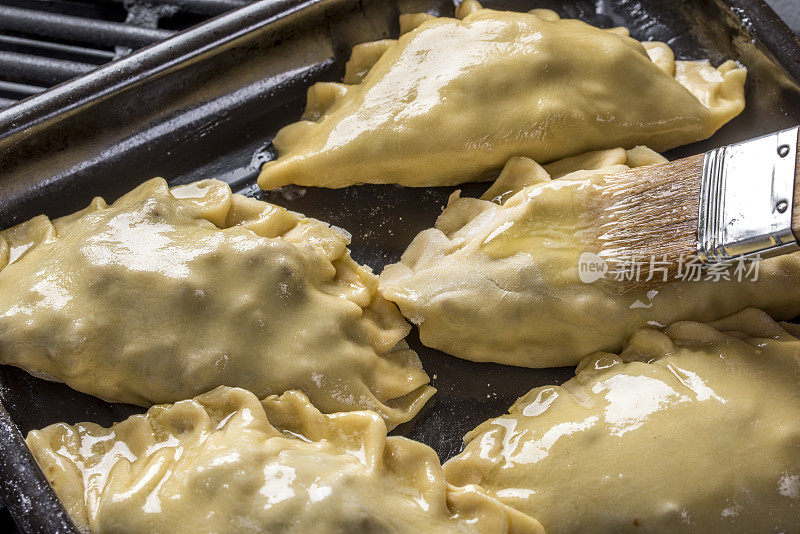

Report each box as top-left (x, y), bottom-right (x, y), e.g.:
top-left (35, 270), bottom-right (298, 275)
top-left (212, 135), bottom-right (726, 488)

top-left (257, 5), bottom-right (745, 189)
top-left (26, 387), bottom-right (542, 534)
top-left (443, 308), bottom-right (800, 533)
top-left (379, 148), bottom-right (800, 367)
top-left (0, 178), bottom-right (433, 427)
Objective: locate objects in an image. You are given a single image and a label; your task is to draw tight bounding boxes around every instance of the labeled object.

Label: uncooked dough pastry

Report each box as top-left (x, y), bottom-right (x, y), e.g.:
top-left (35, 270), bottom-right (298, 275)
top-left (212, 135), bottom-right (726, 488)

top-left (257, 4), bottom-right (745, 189)
top-left (26, 387), bottom-right (542, 534)
top-left (443, 308), bottom-right (800, 533)
top-left (0, 178), bottom-right (433, 427)
top-left (379, 148), bottom-right (800, 367)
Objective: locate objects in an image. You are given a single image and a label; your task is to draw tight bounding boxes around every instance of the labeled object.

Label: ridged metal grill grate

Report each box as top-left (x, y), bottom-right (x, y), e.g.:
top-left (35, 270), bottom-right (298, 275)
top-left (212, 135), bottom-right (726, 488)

top-left (0, 0), bottom-right (249, 109)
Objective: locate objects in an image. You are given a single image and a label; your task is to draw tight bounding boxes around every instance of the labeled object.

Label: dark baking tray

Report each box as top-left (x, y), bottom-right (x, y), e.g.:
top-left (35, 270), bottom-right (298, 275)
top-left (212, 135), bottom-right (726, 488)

top-left (1, 0), bottom-right (799, 531)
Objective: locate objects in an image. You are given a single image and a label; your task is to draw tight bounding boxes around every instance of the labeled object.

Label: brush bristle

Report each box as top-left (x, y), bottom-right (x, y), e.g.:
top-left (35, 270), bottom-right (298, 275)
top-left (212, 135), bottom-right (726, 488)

top-left (581, 155), bottom-right (704, 290)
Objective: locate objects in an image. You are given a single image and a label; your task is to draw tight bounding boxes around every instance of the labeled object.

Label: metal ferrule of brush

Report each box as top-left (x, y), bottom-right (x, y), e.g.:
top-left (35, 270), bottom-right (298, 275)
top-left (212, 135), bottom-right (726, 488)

top-left (697, 125), bottom-right (800, 264)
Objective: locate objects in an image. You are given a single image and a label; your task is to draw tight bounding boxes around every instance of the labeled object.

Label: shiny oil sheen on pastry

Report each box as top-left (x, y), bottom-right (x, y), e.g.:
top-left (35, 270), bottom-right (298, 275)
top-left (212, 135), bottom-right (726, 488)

top-left (443, 308), bottom-right (800, 533)
top-left (379, 148), bottom-right (800, 367)
top-left (26, 387), bottom-right (543, 534)
top-left (257, 3), bottom-right (745, 189)
top-left (0, 178), bottom-right (433, 427)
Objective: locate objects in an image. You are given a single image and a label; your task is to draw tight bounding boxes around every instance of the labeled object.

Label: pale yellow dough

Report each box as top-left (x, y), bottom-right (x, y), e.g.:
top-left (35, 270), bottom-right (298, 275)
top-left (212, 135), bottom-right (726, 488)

top-left (379, 148), bottom-right (800, 367)
top-left (0, 178), bottom-right (433, 427)
top-left (443, 308), bottom-right (800, 533)
top-left (257, 6), bottom-right (745, 189)
top-left (26, 387), bottom-right (542, 534)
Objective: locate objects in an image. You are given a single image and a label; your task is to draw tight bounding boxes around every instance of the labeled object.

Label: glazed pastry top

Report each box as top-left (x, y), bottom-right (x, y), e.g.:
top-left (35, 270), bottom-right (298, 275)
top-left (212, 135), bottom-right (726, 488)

top-left (379, 147), bottom-right (800, 367)
top-left (258, 5), bottom-right (745, 188)
top-left (0, 178), bottom-right (432, 427)
top-left (444, 308), bottom-right (800, 533)
top-left (27, 387), bottom-right (542, 534)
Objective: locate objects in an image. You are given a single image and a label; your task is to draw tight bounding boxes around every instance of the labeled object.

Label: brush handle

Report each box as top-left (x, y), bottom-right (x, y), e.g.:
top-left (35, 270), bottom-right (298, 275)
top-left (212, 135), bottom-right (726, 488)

top-left (792, 133), bottom-right (800, 240)
top-left (697, 125), bottom-right (800, 263)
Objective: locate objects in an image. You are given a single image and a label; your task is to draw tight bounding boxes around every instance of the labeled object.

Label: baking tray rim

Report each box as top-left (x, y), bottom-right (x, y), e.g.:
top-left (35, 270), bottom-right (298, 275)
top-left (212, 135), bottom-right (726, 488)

top-left (0, 0), bottom-right (799, 532)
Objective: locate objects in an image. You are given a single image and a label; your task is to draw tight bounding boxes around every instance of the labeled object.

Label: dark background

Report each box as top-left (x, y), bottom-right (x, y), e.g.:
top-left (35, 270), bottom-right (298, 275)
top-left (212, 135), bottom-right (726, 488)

top-left (0, 0), bottom-right (798, 532)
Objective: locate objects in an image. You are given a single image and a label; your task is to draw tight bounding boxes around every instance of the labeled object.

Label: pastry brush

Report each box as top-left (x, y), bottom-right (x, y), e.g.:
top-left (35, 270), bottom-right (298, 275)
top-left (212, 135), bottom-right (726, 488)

top-left (585, 125), bottom-right (800, 287)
